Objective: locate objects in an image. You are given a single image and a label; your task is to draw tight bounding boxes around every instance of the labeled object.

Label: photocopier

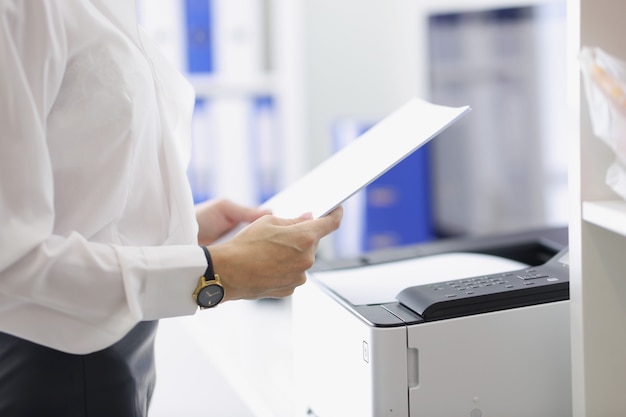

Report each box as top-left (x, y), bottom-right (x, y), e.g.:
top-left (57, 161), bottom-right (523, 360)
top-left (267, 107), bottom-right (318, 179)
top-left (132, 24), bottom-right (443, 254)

top-left (293, 227), bottom-right (571, 417)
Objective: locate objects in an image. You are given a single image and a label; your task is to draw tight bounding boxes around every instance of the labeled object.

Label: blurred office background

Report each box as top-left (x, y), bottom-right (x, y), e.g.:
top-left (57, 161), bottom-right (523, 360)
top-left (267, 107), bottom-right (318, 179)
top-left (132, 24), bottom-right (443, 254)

top-left (138, 0), bottom-right (568, 416)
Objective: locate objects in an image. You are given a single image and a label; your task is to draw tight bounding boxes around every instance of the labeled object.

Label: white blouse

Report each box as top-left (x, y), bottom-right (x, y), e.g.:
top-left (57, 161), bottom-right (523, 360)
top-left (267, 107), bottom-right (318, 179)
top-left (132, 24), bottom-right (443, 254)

top-left (0, 0), bottom-right (205, 354)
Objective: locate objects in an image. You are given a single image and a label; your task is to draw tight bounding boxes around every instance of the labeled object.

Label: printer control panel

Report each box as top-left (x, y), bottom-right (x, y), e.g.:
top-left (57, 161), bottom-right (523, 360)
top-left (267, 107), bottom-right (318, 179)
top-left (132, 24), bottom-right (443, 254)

top-left (396, 249), bottom-right (569, 321)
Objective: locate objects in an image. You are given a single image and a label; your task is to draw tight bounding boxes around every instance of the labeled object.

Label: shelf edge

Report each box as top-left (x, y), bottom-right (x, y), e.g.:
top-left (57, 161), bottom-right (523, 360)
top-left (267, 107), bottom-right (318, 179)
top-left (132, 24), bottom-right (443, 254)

top-left (582, 200), bottom-right (626, 237)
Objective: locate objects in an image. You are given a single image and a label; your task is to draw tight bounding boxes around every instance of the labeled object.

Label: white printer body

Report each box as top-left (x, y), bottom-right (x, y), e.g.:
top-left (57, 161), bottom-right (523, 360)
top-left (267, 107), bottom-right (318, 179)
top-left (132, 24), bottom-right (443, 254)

top-left (293, 228), bottom-right (571, 417)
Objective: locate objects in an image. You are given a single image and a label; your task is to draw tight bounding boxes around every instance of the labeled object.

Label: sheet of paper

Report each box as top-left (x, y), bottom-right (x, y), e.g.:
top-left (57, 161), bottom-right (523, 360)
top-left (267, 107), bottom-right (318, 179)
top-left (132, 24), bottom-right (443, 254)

top-left (261, 97), bottom-right (471, 219)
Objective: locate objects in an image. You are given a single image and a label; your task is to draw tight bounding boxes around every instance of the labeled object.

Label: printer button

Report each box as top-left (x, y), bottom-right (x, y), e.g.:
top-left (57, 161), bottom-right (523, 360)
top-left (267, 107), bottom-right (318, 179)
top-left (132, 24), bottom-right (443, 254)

top-left (517, 273), bottom-right (549, 280)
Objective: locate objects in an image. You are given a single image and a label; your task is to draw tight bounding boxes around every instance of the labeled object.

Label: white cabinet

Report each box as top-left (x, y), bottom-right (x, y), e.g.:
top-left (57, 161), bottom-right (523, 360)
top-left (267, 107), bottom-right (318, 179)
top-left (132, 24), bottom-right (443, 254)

top-left (568, 0), bottom-right (626, 415)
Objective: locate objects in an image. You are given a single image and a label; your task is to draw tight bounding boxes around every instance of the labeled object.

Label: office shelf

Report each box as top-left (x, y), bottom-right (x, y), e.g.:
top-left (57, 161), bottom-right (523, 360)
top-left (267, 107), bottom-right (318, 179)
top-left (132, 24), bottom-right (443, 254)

top-left (189, 74), bottom-right (276, 98)
top-left (582, 200), bottom-right (626, 238)
top-left (569, 0), bottom-right (626, 415)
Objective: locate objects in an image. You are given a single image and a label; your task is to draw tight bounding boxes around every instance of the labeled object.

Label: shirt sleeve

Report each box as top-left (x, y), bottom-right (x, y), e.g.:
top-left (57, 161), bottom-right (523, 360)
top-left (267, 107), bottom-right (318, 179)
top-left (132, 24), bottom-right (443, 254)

top-left (0, 1), bottom-right (202, 354)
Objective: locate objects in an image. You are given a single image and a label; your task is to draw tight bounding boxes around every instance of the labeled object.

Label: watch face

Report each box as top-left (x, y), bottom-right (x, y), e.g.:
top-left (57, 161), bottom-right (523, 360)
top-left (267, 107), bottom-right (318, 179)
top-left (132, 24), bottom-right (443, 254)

top-left (197, 284), bottom-right (225, 308)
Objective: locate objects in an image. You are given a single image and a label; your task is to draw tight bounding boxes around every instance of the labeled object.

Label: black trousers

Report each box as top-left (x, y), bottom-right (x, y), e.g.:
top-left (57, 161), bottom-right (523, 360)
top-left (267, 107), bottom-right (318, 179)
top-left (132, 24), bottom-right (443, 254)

top-left (0, 321), bottom-right (158, 417)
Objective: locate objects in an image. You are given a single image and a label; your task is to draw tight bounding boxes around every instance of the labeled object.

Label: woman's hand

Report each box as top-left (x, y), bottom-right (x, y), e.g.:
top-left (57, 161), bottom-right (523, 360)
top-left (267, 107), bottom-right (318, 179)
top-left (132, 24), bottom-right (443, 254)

top-left (195, 198), bottom-right (270, 245)
top-left (208, 206), bottom-right (343, 301)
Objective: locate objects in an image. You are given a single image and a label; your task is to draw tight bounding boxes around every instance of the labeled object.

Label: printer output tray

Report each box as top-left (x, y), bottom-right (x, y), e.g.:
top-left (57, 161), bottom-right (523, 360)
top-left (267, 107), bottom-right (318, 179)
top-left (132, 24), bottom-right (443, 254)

top-left (313, 226), bottom-right (569, 323)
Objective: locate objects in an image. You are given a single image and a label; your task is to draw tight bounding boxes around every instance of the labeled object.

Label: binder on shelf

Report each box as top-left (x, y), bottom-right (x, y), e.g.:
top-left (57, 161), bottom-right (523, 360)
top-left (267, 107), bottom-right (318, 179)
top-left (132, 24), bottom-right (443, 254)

top-left (188, 96), bottom-right (280, 207)
top-left (331, 118), bottom-right (434, 258)
top-left (142, 0), bottom-right (280, 214)
top-left (365, 143), bottom-right (433, 251)
top-left (137, 0), bottom-right (186, 71)
top-left (428, 5), bottom-right (566, 236)
top-left (184, 0), bottom-right (214, 73)
top-left (211, 98), bottom-right (257, 206)
top-left (188, 99), bottom-right (216, 203)
top-left (251, 96), bottom-right (281, 204)
top-left (212, 0), bottom-right (265, 80)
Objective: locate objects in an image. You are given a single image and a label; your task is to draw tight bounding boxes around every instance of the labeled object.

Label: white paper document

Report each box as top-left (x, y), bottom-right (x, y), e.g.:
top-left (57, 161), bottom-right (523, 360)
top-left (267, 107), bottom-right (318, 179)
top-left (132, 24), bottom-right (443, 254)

top-left (262, 98), bottom-right (471, 218)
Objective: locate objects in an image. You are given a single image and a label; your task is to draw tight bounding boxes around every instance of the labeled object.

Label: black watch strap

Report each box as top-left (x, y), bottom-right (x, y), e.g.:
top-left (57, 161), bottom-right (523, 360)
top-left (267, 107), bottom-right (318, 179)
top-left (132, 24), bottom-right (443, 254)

top-left (200, 246), bottom-right (214, 280)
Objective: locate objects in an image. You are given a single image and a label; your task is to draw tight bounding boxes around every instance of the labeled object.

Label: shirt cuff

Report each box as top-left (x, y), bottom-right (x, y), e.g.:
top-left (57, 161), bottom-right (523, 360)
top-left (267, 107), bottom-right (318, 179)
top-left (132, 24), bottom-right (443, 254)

top-left (114, 244), bottom-right (204, 321)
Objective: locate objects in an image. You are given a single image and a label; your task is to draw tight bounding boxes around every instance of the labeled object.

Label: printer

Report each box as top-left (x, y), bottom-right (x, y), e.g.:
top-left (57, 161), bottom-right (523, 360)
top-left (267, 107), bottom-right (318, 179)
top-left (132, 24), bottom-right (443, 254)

top-left (293, 227), bottom-right (571, 417)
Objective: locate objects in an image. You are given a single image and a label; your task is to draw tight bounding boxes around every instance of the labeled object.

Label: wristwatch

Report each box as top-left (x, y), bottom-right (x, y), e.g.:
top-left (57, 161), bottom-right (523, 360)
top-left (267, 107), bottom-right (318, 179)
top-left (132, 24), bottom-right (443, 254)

top-left (193, 246), bottom-right (225, 309)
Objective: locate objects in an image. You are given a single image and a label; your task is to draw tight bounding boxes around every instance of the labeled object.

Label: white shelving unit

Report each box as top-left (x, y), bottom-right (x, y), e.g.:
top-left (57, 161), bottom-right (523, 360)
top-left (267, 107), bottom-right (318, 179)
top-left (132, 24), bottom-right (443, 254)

top-left (568, 0), bottom-right (626, 415)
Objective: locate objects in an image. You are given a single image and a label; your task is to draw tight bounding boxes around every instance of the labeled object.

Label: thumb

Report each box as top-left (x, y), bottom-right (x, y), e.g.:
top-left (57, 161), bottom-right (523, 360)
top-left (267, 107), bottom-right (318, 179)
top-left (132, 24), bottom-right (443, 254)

top-left (266, 212), bottom-right (313, 227)
top-left (289, 212), bottom-right (314, 225)
top-left (227, 203), bottom-right (271, 224)
top-left (297, 212), bottom-right (314, 221)
top-left (245, 207), bottom-right (272, 222)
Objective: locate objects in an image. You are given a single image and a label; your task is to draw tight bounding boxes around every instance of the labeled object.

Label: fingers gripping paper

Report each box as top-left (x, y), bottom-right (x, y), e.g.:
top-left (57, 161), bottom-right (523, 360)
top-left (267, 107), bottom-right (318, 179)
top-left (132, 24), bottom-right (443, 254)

top-left (262, 98), bottom-right (471, 219)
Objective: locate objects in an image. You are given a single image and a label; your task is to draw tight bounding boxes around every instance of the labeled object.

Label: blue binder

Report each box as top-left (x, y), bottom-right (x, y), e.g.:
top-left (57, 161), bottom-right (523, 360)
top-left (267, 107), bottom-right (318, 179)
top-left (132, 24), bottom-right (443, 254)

top-left (251, 96), bottom-right (279, 204)
top-left (364, 142), bottom-right (434, 251)
top-left (184, 0), bottom-right (213, 73)
top-left (188, 98), bottom-right (214, 204)
top-left (332, 120), bottom-right (435, 255)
